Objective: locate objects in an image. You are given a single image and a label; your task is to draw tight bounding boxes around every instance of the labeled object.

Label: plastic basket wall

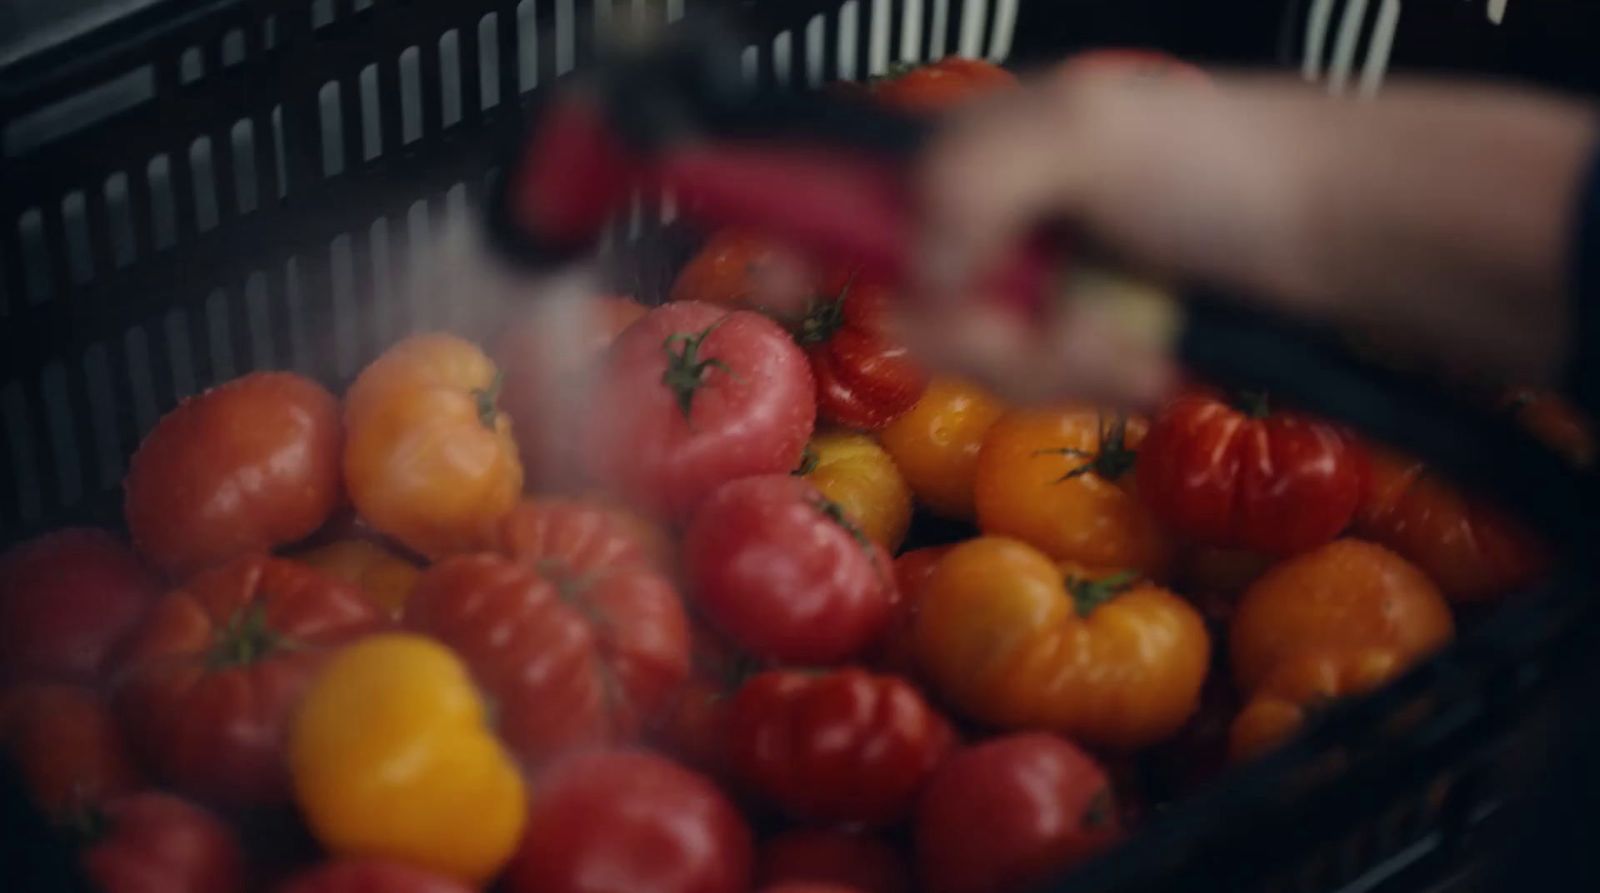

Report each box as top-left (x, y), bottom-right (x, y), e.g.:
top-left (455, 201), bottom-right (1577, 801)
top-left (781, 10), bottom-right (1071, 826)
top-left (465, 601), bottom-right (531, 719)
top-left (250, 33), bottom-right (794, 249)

top-left (0, 2), bottom-right (1570, 892)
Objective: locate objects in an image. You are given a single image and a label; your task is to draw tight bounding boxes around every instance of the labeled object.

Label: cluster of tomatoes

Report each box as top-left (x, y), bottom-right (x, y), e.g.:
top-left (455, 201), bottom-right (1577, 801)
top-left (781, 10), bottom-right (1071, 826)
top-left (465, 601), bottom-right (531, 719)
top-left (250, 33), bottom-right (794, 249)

top-left (2, 53), bottom-right (1594, 893)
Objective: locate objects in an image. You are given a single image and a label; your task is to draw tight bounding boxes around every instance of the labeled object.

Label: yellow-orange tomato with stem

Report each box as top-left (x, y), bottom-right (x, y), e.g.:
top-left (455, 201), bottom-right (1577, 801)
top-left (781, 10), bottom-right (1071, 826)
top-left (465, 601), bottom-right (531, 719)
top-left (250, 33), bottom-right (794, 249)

top-left (294, 539), bottom-right (421, 617)
top-left (974, 407), bottom-right (1172, 578)
top-left (878, 376), bottom-right (1005, 520)
top-left (344, 334), bottom-right (523, 559)
top-left (801, 432), bottom-right (913, 552)
top-left (914, 536), bottom-right (1210, 750)
top-left (1228, 647), bottom-right (1404, 762)
top-left (1230, 539), bottom-right (1454, 693)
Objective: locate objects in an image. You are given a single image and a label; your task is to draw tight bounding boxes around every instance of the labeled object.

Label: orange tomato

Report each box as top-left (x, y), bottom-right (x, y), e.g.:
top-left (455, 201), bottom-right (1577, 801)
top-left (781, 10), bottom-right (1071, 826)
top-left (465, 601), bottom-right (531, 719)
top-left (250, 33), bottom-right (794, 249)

top-left (914, 537), bottom-right (1210, 750)
top-left (873, 58), bottom-right (1018, 113)
top-left (294, 539), bottom-right (421, 617)
top-left (973, 407), bottom-right (1172, 578)
top-left (344, 334), bottom-right (524, 558)
top-left (878, 376), bottom-right (1005, 520)
top-left (1230, 539), bottom-right (1454, 693)
top-left (1355, 446), bottom-right (1546, 603)
top-left (801, 433), bottom-right (913, 552)
top-left (1228, 648), bottom-right (1404, 762)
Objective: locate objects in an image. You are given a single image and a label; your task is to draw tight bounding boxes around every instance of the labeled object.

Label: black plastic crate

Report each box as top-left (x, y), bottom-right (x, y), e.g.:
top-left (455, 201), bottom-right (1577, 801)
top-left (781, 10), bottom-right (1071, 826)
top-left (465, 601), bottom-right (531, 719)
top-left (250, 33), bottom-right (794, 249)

top-left (3, 1), bottom-right (1596, 892)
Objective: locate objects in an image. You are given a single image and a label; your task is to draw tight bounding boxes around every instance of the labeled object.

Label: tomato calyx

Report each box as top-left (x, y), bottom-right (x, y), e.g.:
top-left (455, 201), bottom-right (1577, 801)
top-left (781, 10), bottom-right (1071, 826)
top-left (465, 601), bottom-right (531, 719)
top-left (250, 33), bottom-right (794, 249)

top-left (473, 371), bottom-right (505, 429)
top-left (793, 444), bottom-right (820, 476)
top-left (1233, 390), bottom-right (1271, 420)
top-left (1065, 570), bottom-right (1139, 618)
top-left (810, 495), bottom-right (873, 551)
top-left (1037, 413), bottom-right (1138, 482)
top-left (661, 319), bottom-right (735, 420)
top-left (796, 273), bottom-right (857, 346)
top-left (207, 602), bottom-right (285, 669)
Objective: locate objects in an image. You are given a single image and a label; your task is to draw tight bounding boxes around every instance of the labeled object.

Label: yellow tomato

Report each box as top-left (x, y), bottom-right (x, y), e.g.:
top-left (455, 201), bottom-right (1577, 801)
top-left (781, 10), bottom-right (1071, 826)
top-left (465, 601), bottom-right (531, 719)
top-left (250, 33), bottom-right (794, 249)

top-left (289, 634), bottom-right (526, 883)
top-left (878, 376), bottom-right (1005, 520)
top-left (294, 539), bottom-right (420, 617)
top-left (802, 432), bottom-right (913, 552)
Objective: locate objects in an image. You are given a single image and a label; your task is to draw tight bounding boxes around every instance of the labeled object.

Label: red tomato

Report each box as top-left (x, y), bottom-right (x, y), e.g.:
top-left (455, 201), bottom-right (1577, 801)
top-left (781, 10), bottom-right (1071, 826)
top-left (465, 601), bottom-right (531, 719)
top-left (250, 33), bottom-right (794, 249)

top-left (879, 545), bottom-right (955, 676)
top-left (125, 371), bottom-right (343, 578)
top-left (497, 295), bottom-right (648, 491)
top-left (760, 886), bottom-right (866, 893)
top-left (726, 668), bottom-right (953, 825)
top-left (757, 830), bottom-right (909, 893)
top-left (683, 475), bottom-right (896, 664)
top-left (1055, 49), bottom-right (1212, 85)
top-left (1, 683), bottom-right (142, 820)
top-left (650, 628), bottom-right (748, 774)
top-left (915, 734), bottom-right (1120, 893)
top-left (278, 858), bottom-right (475, 893)
top-left (873, 58), bottom-right (1018, 113)
top-left (405, 554), bottom-right (690, 767)
top-left (0, 528), bottom-right (161, 686)
top-left (1136, 391), bottom-right (1364, 556)
top-left (670, 230), bottom-right (819, 315)
top-left (114, 556), bottom-right (385, 805)
top-left (488, 497), bottom-right (669, 577)
top-left (81, 791), bottom-right (245, 893)
top-left (506, 749), bottom-right (753, 893)
top-left (583, 302), bottom-right (816, 520)
top-left (799, 274), bottom-right (928, 430)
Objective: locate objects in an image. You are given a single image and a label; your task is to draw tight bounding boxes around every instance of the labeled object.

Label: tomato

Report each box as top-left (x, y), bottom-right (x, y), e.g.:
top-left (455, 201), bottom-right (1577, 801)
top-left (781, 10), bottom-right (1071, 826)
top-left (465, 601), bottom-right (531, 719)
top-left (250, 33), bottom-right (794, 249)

top-left (650, 628), bottom-right (747, 774)
top-left (974, 407), bottom-right (1172, 577)
top-left (114, 555), bottom-right (384, 806)
top-left (344, 333), bottom-right (523, 558)
top-left (0, 528), bottom-right (161, 686)
top-left (683, 475), bottom-right (896, 664)
top-left (801, 432), bottom-right (913, 552)
top-left (1506, 387), bottom-right (1594, 467)
top-left (406, 553), bottom-right (690, 766)
top-left (1055, 49), bottom-right (1212, 85)
top-left (915, 734), bottom-right (1119, 893)
top-left (506, 748), bottom-right (753, 893)
top-left (1136, 391), bottom-right (1364, 557)
top-left (726, 668), bottom-right (953, 826)
top-left (798, 275), bottom-right (928, 431)
top-left (81, 791), bottom-right (245, 893)
top-left (879, 376), bottom-right (1006, 520)
top-left (293, 538), bottom-right (421, 617)
top-left (497, 295), bottom-right (648, 491)
top-left (1, 683), bottom-right (141, 820)
top-left (879, 545), bottom-right (955, 675)
top-left (1354, 445), bottom-right (1547, 603)
top-left (487, 497), bottom-right (671, 577)
top-left (873, 58), bottom-right (1018, 113)
top-left (1230, 539), bottom-right (1455, 692)
top-left (124, 371), bottom-right (342, 578)
top-left (915, 537), bottom-right (1209, 749)
top-left (757, 831), bottom-right (909, 893)
top-left (583, 302), bottom-right (815, 521)
top-left (670, 229), bottom-right (819, 314)
top-left (279, 858), bottom-right (475, 893)
top-left (1229, 648), bottom-right (1404, 762)
top-left (290, 634), bottom-right (526, 883)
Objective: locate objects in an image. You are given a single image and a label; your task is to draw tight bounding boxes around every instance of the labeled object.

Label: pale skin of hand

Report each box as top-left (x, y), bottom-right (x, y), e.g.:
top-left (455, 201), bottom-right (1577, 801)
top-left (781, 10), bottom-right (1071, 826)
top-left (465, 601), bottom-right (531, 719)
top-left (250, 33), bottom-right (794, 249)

top-left (907, 72), bottom-right (1600, 405)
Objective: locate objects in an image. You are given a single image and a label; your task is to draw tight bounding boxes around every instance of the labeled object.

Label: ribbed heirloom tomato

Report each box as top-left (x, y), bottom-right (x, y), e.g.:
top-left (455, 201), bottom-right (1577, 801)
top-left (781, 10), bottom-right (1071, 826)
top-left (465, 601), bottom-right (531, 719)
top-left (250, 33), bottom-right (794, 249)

top-left (801, 432), bottom-right (914, 552)
top-left (583, 302), bottom-right (815, 521)
top-left (684, 475), bottom-right (896, 664)
top-left (798, 273), bottom-right (928, 431)
top-left (114, 555), bottom-right (384, 805)
top-left (294, 537), bottom-right (421, 617)
top-left (406, 553), bottom-right (690, 766)
top-left (344, 333), bottom-right (523, 558)
top-left (486, 497), bottom-right (673, 577)
top-left (915, 537), bottom-right (1209, 749)
top-left (1230, 539), bottom-right (1455, 692)
top-left (974, 407), bottom-right (1172, 577)
top-left (879, 376), bottom-right (1006, 520)
top-left (1137, 390), bottom-right (1364, 556)
top-left (125, 371), bottom-right (343, 578)
top-left (725, 668), bottom-right (954, 826)
top-left (873, 58), bottom-right (1018, 113)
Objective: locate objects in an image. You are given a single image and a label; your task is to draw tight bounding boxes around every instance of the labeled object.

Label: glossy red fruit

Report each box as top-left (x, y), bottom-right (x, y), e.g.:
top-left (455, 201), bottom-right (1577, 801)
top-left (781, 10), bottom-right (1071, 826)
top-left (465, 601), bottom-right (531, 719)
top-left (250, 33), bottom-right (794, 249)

top-left (583, 302), bottom-right (815, 521)
top-left (799, 273), bottom-right (928, 431)
top-left (278, 858), bottom-right (476, 893)
top-left (727, 668), bottom-right (953, 825)
top-left (757, 830), bottom-right (909, 893)
top-left (916, 734), bottom-right (1120, 893)
top-left (873, 58), bottom-right (1018, 113)
top-left (0, 528), bottom-right (161, 686)
top-left (114, 555), bottom-right (385, 805)
top-left (1136, 390), bottom-right (1364, 556)
top-left (683, 475), bottom-right (897, 664)
top-left (1, 683), bottom-right (142, 820)
top-left (880, 545), bottom-right (954, 675)
top-left (507, 749), bottom-right (753, 893)
top-left (125, 371), bottom-right (343, 578)
top-left (81, 792), bottom-right (246, 893)
top-left (406, 554), bottom-right (690, 767)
